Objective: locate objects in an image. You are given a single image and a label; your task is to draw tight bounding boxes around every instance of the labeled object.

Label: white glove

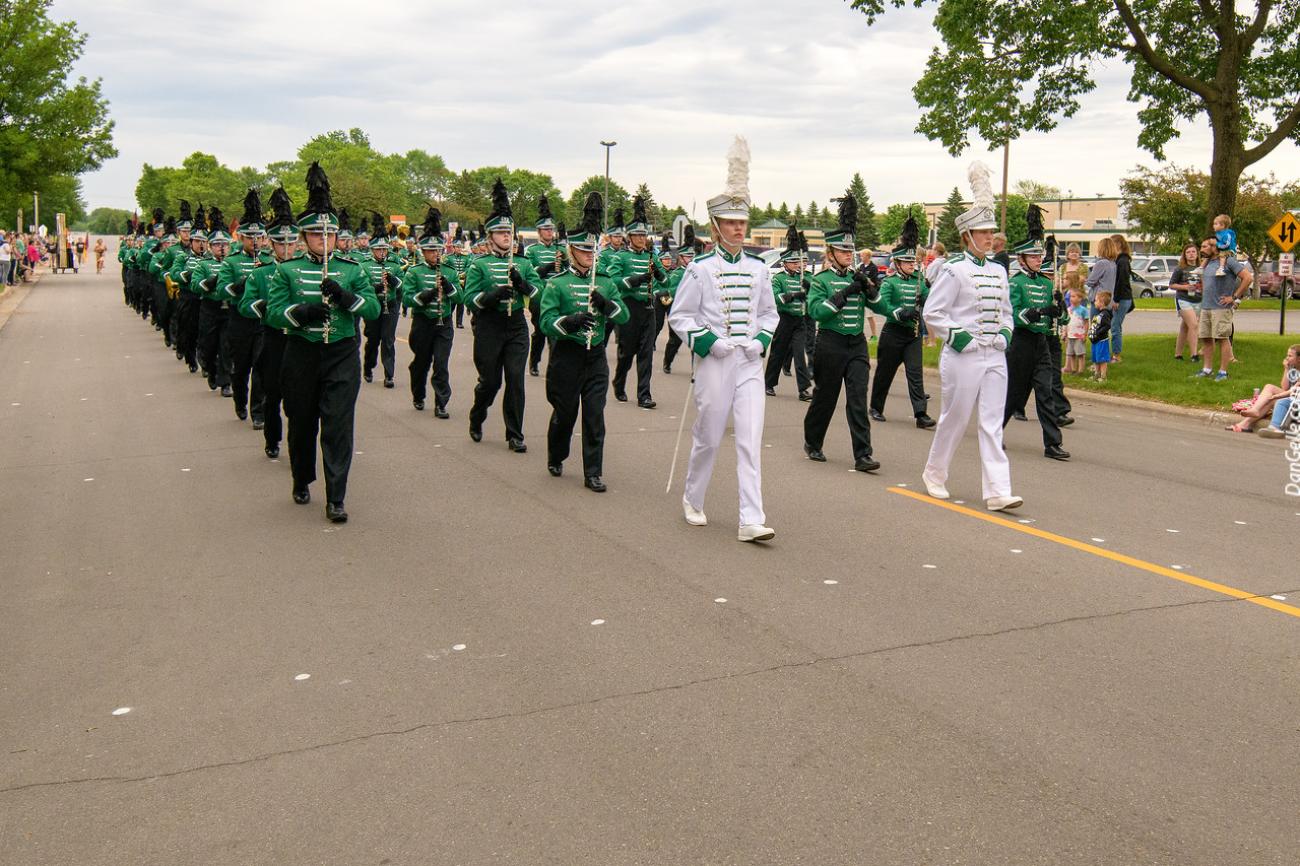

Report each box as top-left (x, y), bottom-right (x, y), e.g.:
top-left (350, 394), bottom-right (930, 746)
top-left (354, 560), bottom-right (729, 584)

top-left (708, 339), bottom-right (734, 359)
top-left (741, 339), bottom-right (764, 361)
top-left (991, 334), bottom-right (1008, 352)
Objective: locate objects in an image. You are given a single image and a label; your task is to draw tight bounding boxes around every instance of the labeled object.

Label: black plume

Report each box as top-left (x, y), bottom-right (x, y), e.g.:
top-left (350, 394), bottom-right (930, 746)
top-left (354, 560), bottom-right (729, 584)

top-left (268, 187), bottom-right (294, 228)
top-left (1026, 204), bottom-right (1045, 242)
top-left (195, 203), bottom-right (207, 231)
top-left (124, 218), bottom-right (134, 235)
top-left (783, 223), bottom-right (799, 252)
top-left (422, 207), bottom-right (442, 241)
top-left (207, 205), bottom-right (226, 235)
top-left (178, 200), bottom-right (192, 223)
top-left (338, 208), bottom-right (352, 233)
top-left (302, 161), bottom-right (336, 218)
top-left (580, 191), bottom-right (603, 236)
top-left (152, 207), bottom-right (165, 225)
top-left (683, 224), bottom-right (697, 252)
top-left (1045, 234), bottom-right (1058, 263)
top-left (164, 216), bottom-right (177, 236)
top-left (632, 195), bottom-right (649, 226)
top-left (835, 191), bottom-right (857, 236)
top-left (612, 207), bottom-right (625, 229)
top-left (662, 230), bottom-right (673, 253)
top-left (537, 194), bottom-right (553, 222)
top-left (489, 178), bottom-right (511, 222)
top-left (556, 221), bottom-right (567, 241)
top-left (453, 225), bottom-right (463, 242)
top-left (477, 222), bottom-right (485, 238)
top-left (900, 214), bottom-right (919, 251)
top-left (356, 215), bottom-right (368, 236)
top-left (516, 235), bottom-right (526, 256)
top-left (240, 188), bottom-right (263, 226)
top-left (370, 211), bottom-right (386, 240)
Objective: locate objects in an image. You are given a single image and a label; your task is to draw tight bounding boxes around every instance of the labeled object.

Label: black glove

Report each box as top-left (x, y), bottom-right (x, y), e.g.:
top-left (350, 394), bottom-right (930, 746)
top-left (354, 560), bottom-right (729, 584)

top-left (321, 278), bottom-right (358, 310)
top-left (416, 289), bottom-right (438, 305)
top-left (508, 267), bottom-right (530, 294)
top-left (625, 271), bottom-right (652, 289)
top-left (800, 276), bottom-right (812, 290)
top-left (536, 262), bottom-right (557, 279)
top-left (199, 275), bottom-right (216, 293)
top-left (440, 275), bottom-right (455, 293)
top-left (1024, 307), bottom-right (1044, 323)
top-left (897, 306), bottom-right (920, 322)
top-left (384, 272), bottom-right (401, 291)
top-left (851, 270), bottom-right (879, 302)
top-left (482, 287), bottom-right (511, 306)
top-left (293, 303), bottom-right (330, 326)
top-left (778, 292), bottom-right (793, 305)
top-left (559, 311), bottom-right (596, 333)
top-left (655, 290), bottom-right (672, 305)
top-left (791, 289), bottom-right (808, 301)
top-left (650, 259), bottom-right (666, 281)
top-left (590, 289), bottom-right (613, 315)
top-left (229, 278), bottom-right (247, 297)
top-left (829, 289), bottom-right (849, 310)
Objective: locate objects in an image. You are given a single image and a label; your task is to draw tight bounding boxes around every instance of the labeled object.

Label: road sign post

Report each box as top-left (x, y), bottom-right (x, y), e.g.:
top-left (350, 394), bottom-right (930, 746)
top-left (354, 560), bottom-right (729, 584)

top-left (1269, 216), bottom-right (1299, 335)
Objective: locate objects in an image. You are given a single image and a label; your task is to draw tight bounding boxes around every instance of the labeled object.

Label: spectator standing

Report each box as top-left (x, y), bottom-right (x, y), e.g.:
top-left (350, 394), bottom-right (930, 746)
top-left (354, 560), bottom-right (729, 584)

top-left (991, 233), bottom-right (1010, 273)
top-left (1063, 289), bottom-right (1088, 374)
top-left (0, 232), bottom-right (12, 286)
top-left (1168, 242), bottom-right (1203, 362)
top-left (856, 248), bottom-right (881, 342)
top-left (1110, 234), bottom-right (1135, 362)
top-left (1089, 290), bottom-right (1114, 382)
top-left (1085, 236), bottom-right (1117, 308)
top-left (1196, 235), bottom-right (1252, 381)
top-left (1059, 243), bottom-right (1088, 295)
top-left (26, 233), bottom-right (41, 275)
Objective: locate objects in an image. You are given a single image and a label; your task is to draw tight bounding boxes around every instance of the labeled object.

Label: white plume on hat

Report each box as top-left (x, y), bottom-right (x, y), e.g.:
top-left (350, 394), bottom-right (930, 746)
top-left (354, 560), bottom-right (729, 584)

top-left (707, 135), bottom-right (752, 221)
top-left (968, 161), bottom-right (994, 211)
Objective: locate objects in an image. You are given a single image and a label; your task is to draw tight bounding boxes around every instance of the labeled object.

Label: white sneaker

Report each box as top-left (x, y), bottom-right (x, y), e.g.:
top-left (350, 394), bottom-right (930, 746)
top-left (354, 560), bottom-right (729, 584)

top-left (683, 496), bottom-right (707, 526)
top-left (738, 524), bottom-right (775, 542)
top-left (921, 470), bottom-right (949, 500)
top-left (986, 495), bottom-right (1023, 512)
top-left (1257, 425), bottom-right (1285, 439)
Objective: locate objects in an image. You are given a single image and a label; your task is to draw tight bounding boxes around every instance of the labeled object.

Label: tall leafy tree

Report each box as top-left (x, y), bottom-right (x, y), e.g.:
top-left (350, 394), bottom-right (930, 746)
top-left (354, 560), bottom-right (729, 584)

top-left (937, 186), bottom-right (965, 249)
top-left (0, 0), bottom-right (115, 230)
top-left (807, 201), bottom-right (822, 229)
top-left (878, 203), bottom-right (932, 248)
top-left (846, 0), bottom-right (1300, 221)
top-left (1015, 179), bottom-right (1063, 201)
top-left (847, 173), bottom-right (879, 247)
top-left (82, 206), bottom-right (133, 234)
top-left (564, 175), bottom-right (631, 228)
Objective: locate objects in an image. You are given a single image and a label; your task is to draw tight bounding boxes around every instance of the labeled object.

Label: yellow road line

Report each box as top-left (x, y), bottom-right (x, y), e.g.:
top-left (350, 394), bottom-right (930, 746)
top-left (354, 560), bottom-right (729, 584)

top-left (888, 487), bottom-right (1300, 620)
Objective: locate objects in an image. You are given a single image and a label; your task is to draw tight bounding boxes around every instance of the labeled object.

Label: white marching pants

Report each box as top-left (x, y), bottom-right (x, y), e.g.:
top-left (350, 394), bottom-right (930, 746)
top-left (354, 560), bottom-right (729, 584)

top-left (684, 349), bottom-right (767, 526)
top-left (924, 344), bottom-right (1012, 500)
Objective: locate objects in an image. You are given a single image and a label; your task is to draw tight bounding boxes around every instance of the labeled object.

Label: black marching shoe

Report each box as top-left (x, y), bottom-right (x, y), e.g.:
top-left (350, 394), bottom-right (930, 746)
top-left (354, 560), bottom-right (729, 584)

top-left (765, 387), bottom-right (776, 397)
top-left (584, 476), bottom-right (607, 493)
top-left (854, 455), bottom-right (882, 473)
top-left (783, 368), bottom-right (792, 377)
top-left (915, 414), bottom-right (936, 429)
top-left (1058, 415), bottom-right (1075, 427)
top-left (638, 398), bottom-right (657, 409)
top-left (208, 379), bottom-right (218, 391)
top-left (434, 406), bottom-right (449, 419)
top-left (1012, 410), bottom-right (1028, 421)
top-left (614, 390), bottom-right (628, 403)
top-left (236, 407), bottom-right (248, 421)
top-left (529, 366), bottom-right (539, 377)
top-left (663, 363), bottom-right (672, 374)
top-left (221, 385), bottom-right (233, 398)
top-left (804, 442), bottom-right (827, 462)
top-left (188, 363), bottom-right (198, 374)
top-left (265, 445), bottom-right (279, 459)
top-left (548, 463), bottom-right (563, 477)
top-left (1044, 444), bottom-right (1071, 461)
top-left (923, 392), bottom-right (931, 400)
top-left (383, 378), bottom-right (394, 389)
top-left (252, 419), bottom-right (265, 431)
top-left (798, 390), bottom-right (812, 402)
top-left (869, 408), bottom-right (886, 423)
top-left (364, 370), bottom-right (373, 383)
top-left (413, 399), bottom-right (425, 411)
top-left (292, 486), bottom-right (310, 505)
top-left (326, 502), bottom-right (348, 523)
top-left (469, 424), bottom-right (482, 442)
top-left (507, 437), bottom-right (527, 453)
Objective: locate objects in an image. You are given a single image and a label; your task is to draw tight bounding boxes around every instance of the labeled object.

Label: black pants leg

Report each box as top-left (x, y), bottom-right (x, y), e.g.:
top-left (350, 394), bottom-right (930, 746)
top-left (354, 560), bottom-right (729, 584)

top-left (804, 330), bottom-right (872, 459)
top-left (547, 340), bottom-right (609, 477)
top-left (228, 322), bottom-right (263, 418)
top-left (1046, 333), bottom-right (1071, 417)
top-left (615, 302), bottom-right (655, 401)
top-left (408, 315), bottom-right (435, 403)
top-left (214, 307), bottom-right (232, 387)
top-left (870, 324), bottom-right (927, 417)
top-left (281, 336), bottom-right (361, 503)
top-left (363, 314), bottom-right (381, 376)
top-left (664, 326), bottom-right (682, 369)
top-left (528, 303), bottom-right (546, 371)
top-left (470, 313), bottom-right (528, 440)
top-left (430, 321), bottom-right (454, 410)
top-left (1004, 329), bottom-right (1062, 448)
top-left (765, 312), bottom-right (812, 392)
top-left (198, 300), bottom-right (221, 382)
top-left (260, 327), bottom-right (286, 448)
top-left (379, 306), bottom-right (398, 379)
top-left (181, 296), bottom-right (200, 368)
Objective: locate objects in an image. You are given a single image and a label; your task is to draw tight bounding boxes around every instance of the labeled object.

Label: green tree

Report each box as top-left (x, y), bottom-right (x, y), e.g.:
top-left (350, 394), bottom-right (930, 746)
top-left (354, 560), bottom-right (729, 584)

top-left (564, 175), bottom-right (631, 229)
top-left (776, 202), bottom-right (791, 222)
top-left (847, 173), bottom-right (879, 247)
top-left (996, 194), bottom-right (1032, 248)
top-left (847, 0), bottom-right (1300, 221)
top-left (937, 186), bottom-right (965, 249)
top-left (878, 203), bottom-right (932, 248)
top-left (83, 206), bottom-right (133, 235)
top-left (0, 0), bottom-right (116, 233)
top-left (807, 201), bottom-right (822, 229)
top-left (399, 149), bottom-right (453, 209)
top-left (792, 203), bottom-right (805, 225)
top-left (1015, 180), bottom-right (1063, 201)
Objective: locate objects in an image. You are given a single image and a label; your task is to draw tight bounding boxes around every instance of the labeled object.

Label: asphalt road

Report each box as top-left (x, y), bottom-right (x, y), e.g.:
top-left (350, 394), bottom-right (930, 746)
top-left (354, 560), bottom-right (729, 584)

top-left (3, 267), bottom-right (1299, 866)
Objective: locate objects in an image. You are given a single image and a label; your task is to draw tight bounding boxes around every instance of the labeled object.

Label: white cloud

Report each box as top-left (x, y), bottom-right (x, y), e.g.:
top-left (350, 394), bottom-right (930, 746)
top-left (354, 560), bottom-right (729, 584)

top-left (56, 0), bottom-right (1298, 215)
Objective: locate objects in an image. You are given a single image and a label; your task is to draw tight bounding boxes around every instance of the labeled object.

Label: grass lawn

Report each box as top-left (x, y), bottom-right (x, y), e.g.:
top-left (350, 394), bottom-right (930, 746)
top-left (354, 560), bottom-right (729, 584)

top-left (1134, 297), bottom-right (1283, 311)
top-left (884, 333), bottom-right (1297, 412)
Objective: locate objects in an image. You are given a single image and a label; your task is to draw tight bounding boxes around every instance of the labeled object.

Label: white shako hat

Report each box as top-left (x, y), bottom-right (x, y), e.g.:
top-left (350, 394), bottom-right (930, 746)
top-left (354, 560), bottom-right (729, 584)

top-left (955, 161), bottom-right (999, 234)
top-left (705, 136), bottom-right (751, 221)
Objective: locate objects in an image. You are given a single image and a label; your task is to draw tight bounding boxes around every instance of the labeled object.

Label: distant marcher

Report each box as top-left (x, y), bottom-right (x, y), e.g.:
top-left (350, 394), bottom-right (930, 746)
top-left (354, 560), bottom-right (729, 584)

top-left (94, 238), bottom-right (106, 274)
top-left (1089, 290), bottom-right (1114, 382)
top-left (1085, 236), bottom-right (1117, 307)
top-left (1196, 235), bottom-right (1252, 381)
top-left (1227, 344), bottom-right (1300, 433)
top-left (1168, 242), bottom-right (1203, 362)
top-left (856, 248), bottom-right (880, 342)
top-left (1109, 234), bottom-right (1134, 362)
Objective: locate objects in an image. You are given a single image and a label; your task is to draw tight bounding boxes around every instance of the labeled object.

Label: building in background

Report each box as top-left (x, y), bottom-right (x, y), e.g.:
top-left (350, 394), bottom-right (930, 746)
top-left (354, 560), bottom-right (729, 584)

top-left (921, 196), bottom-right (1147, 256)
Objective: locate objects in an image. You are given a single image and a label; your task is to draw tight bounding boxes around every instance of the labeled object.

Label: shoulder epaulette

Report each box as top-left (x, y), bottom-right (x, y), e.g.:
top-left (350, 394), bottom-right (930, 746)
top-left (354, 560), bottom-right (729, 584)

top-left (946, 253), bottom-right (963, 263)
top-left (694, 251), bottom-right (716, 262)
top-left (743, 252), bottom-right (764, 262)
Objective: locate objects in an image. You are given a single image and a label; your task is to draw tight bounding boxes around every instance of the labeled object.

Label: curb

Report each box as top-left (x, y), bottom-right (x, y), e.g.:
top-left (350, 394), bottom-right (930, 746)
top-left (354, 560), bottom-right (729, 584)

top-left (0, 273), bottom-right (40, 334)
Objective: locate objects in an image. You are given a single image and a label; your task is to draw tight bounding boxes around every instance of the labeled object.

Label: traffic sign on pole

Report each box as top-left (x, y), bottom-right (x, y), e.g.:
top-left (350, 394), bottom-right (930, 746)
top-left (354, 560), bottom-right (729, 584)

top-left (1280, 253), bottom-right (1294, 277)
top-left (1268, 212), bottom-right (1299, 252)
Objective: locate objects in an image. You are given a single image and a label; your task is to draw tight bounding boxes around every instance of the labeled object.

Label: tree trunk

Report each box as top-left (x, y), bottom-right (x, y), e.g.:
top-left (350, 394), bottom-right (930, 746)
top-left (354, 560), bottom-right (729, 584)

top-left (1205, 101), bottom-right (1243, 232)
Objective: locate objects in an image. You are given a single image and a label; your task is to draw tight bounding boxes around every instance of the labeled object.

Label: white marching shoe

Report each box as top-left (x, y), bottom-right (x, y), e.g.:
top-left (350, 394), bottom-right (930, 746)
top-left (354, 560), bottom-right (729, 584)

top-left (683, 496), bottom-right (708, 526)
top-left (986, 495), bottom-right (1023, 512)
top-left (738, 524), bottom-right (776, 542)
top-left (921, 470), bottom-right (949, 500)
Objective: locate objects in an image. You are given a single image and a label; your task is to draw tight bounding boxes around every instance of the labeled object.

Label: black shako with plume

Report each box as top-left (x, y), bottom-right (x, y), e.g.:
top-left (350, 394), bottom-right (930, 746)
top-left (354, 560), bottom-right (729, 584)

top-left (419, 207), bottom-right (443, 249)
top-left (485, 178), bottom-right (513, 231)
top-left (628, 195), bottom-right (650, 234)
top-left (567, 191), bottom-right (604, 249)
top-left (206, 204), bottom-right (231, 242)
top-left (535, 194), bottom-right (555, 230)
top-left (1011, 204), bottom-right (1048, 255)
top-left (297, 161), bottom-right (338, 230)
top-left (826, 191), bottom-right (857, 249)
top-left (891, 214), bottom-right (919, 261)
top-left (266, 187), bottom-right (296, 241)
top-left (151, 207), bottom-right (165, 231)
top-left (682, 224), bottom-right (698, 256)
top-left (239, 187), bottom-right (265, 234)
top-left (177, 199), bottom-right (194, 229)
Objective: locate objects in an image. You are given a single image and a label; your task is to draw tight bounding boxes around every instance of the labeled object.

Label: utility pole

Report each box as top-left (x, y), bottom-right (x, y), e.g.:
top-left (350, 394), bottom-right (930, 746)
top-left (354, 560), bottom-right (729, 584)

top-left (1000, 140), bottom-right (1010, 234)
top-left (33, 192), bottom-right (40, 233)
top-left (601, 140), bottom-right (617, 229)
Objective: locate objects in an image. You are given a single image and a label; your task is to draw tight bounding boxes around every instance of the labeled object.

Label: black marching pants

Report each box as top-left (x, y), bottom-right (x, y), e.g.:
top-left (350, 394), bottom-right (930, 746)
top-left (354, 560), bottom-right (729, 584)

top-left (613, 300), bottom-right (655, 401)
top-left (281, 334), bottom-right (361, 503)
top-left (870, 322), bottom-right (927, 417)
top-left (176, 295), bottom-right (200, 368)
top-left (408, 314), bottom-right (454, 409)
top-left (226, 315), bottom-right (265, 420)
top-left (1046, 332), bottom-right (1071, 418)
top-left (1003, 327), bottom-right (1063, 448)
top-left (546, 339), bottom-right (610, 478)
top-left (198, 299), bottom-right (231, 387)
top-left (528, 302), bottom-right (547, 371)
top-left (765, 311), bottom-right (812, 392)
top-left (803, 329), bottom-right (873, 459)
top-left (663, 326), bottom-right (683, 370)
top-left (259, 327), bottom-right (286, 449)
top-left (363, 301), bottom-right (400, 379)
top-left (469, 310), bottom-right (529, 440)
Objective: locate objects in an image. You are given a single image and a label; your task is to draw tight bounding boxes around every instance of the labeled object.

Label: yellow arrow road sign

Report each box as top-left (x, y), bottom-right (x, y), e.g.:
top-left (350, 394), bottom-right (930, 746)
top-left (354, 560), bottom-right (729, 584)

top-left (1268, 212), bottom-right (1299, 252)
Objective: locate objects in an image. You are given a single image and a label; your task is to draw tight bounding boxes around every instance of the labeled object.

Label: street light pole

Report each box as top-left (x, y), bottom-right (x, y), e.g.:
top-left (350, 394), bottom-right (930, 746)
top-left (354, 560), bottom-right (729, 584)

top-left (600, 140), bottom-right (617, 229)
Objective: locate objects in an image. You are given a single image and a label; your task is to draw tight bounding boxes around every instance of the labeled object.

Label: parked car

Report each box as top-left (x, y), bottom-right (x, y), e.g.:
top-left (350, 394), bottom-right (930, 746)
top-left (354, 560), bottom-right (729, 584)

top-left (1255, 261), bottom-right (1295, 298)
top-left (1132, 256), bottom-right (1181, 284)
top-left (761, 248), bottom-right (825, 271)
top-left (1129, 269), bottom-right (1168, 298)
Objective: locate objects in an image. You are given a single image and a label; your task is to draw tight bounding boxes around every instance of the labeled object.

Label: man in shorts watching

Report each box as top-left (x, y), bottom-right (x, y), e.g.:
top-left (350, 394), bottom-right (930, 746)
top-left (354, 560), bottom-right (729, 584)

top-left (1196, 235), bottom-right (1252, 381)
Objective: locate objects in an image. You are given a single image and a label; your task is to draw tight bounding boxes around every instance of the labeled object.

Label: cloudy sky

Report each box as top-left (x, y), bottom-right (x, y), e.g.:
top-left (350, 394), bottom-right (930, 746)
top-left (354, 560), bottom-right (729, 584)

top-left (57, 0), bottom-right (1297, 215)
